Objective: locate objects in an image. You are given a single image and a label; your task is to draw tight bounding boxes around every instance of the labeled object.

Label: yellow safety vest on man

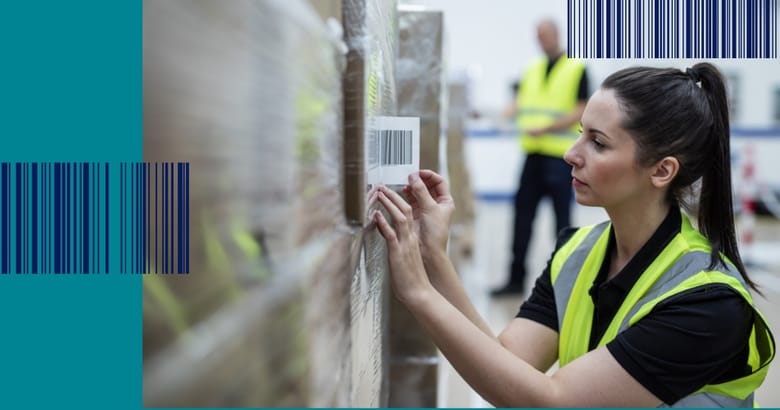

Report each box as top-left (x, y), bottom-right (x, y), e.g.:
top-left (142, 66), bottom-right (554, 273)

top-left (550, 212), bottom-right (775, 407)
top-left (516, 55), bottom-right (585, 158)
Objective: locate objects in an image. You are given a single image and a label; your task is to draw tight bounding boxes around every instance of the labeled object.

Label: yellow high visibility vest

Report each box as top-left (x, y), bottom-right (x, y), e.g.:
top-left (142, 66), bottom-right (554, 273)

top-left (550, 212), bottom-right (775, 407)
top-left (516, 56), bottom-right (585, 158)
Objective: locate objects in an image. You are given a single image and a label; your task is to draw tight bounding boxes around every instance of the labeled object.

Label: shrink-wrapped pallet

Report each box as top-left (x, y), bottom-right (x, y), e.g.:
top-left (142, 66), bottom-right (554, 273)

top-left (342, 0), bottom-right (399, 406)
top-left (142, 0), bottom-right (351, 406)
top-left (388, 8), bottom-right (445, 408)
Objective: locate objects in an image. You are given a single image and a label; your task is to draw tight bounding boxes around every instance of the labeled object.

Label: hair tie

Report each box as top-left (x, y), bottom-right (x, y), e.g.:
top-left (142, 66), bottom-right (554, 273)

top-left (686, 67), bottom-right (701, 83)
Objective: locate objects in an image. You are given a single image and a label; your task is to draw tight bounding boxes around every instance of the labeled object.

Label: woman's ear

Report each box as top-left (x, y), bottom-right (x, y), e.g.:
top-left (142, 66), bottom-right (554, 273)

top-left (650, 156), bottom-right (679, 188)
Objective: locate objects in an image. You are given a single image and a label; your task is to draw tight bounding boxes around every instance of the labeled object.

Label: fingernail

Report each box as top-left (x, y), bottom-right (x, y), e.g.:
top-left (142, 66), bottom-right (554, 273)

top-left (409, 172), bottom-right (420, 183)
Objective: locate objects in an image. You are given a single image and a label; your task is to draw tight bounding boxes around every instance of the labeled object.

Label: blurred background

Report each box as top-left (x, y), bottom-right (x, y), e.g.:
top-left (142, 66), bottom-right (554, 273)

top-left (142, 0), bottom-right (780, 407)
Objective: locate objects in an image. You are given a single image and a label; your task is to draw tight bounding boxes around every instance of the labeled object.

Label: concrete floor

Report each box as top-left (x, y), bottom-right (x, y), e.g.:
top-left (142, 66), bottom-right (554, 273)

top-left (437, 200), bottom-right (780, 407)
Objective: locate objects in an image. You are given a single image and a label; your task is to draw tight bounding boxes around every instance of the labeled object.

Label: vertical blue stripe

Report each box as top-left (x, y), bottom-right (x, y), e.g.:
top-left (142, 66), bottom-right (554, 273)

top-left (66, 163), bottom-right (71, 273)
top-left (653, 0), bottom-right (658, 58)
top-left (748, 0), bottom-right (753, 57)
top-left (638, 0), bottom-right (642, 58)
top-left (32, 164), bottom-right (38, 273)
top-left (16, 163), bottom-right (22, 273)
top-left (597, 0), bottom-right (603, 58)
top-left (155, 163), bottom-right (158, 273)
top-left (21, 164), bottom-right (25, 273)
top-left (2, 164), bottom-right (7, 273)
top-left (567, 0), bottom-right (571, 55)
top-left (142, 163), bottom-right (145, 273)
top-left (105, 163), bottom-right (109, 274)
top-left (617, 0), bottom-right (622, 58)
top-left (140, 163), bottom-right (144, 273)
top-left (120, 164), bottom-right (124, 273)
top-left (177, 163), bottom-right (182, 273)
top-left (40, 164), bottom-right (45, 273)
top-left (186, 162), bottom-right (189, 273)
top-left (607, 0), bottom-right (612, 58)
top-left (83, 163), bottom-right (89, 273)
top-left (20, 164), bottom-right (24, 273)
top-left (95, 164), bottom-right (98, 273)
top-left (686, 0), bottom-right (692, 57)
top-left (732, 0), bottom-right (736, 57)
top-left (146, 163), bottom-right (150, 273)
top-left (169, 163), bottom-right (173, 274)
top-left (169, 163), bottom-right (174, 274)
top-left (54, 164), bottom-right (60, 273)
top-left (137, 163), bottom-right (140, 273)
top-left (583, 0), bottom-right (588, 60)
top-left (139, 163), bottom-right (142, 273)
top-left (723, 0), bottom-right (728, 58)
top-left (163, 163), bottom-right (167, 273)
top-left (66, 163), bottom-right (70, 272)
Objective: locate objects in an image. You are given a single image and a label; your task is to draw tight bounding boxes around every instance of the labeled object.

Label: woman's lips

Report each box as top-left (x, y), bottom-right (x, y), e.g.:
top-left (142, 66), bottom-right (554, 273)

top-left (572, 176), bottom-right (587, 188)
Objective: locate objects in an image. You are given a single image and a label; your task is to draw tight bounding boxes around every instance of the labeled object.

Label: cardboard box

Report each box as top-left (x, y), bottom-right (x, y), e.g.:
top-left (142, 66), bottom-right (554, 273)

top-left (397, 9), bottom-right (445, 172)
top-left (142, 0), bottom-right (351, 406)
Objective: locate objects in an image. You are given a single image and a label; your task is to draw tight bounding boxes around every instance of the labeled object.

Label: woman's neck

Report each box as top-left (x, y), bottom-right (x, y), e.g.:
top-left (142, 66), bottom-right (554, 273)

top-left (605, 199), bottom-right (672, 280)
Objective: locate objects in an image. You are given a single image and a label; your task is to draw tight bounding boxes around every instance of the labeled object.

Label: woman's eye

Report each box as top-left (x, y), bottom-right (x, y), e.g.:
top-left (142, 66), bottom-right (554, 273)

top-left (592, 138), bottom-right (605, 149)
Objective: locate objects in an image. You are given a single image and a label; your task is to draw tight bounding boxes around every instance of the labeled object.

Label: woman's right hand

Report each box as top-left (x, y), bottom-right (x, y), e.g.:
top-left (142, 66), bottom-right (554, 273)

top-left (401, 169), bottom-right (455, 257)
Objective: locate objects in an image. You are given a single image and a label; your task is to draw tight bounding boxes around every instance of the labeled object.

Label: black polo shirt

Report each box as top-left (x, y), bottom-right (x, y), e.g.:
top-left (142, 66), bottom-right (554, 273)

top-left (517, 208), bottom-right (754, 404)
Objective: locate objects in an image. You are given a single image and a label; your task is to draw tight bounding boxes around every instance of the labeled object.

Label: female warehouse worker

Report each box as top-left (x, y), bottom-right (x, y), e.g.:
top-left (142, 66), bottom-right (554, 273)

top-left (371, 62), bottom-right (775, 407)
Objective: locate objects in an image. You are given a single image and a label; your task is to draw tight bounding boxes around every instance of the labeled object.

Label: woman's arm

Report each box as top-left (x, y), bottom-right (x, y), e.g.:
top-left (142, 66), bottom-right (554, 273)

top-left (373, 182), bottom-right (662, 407)
top-left (406, 288), bottom-right (661, 407)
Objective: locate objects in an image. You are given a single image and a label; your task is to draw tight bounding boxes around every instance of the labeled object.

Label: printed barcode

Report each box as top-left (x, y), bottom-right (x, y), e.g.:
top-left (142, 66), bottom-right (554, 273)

top-left (568, 0), bottom-right (777, 58)
top-left (379, 129), bottom-right (413, 166)
top-left (0, 162), bottom-right (189, 275)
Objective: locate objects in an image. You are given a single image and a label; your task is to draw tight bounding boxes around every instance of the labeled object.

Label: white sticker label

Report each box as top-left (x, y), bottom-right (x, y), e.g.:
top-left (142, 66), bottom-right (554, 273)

top-left (366, 116), bottom-right (420, 186)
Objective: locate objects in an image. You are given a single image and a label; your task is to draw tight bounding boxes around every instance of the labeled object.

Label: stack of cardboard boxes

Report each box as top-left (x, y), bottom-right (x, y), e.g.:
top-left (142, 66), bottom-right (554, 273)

top-left (141, 0), bottom-right (473, 406)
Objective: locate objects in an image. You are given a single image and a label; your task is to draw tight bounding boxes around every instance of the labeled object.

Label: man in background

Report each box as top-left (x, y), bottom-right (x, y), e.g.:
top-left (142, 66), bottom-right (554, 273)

top-left (492, 19), bottom-right (589, 296)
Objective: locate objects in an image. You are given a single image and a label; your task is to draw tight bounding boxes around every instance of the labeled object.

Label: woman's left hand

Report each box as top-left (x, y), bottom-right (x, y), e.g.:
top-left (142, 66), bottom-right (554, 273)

top-left (372, 185), bottom-right (433, 305)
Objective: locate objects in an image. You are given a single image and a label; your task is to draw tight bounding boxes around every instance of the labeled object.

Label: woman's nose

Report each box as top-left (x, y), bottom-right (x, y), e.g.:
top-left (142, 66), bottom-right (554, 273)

top-left (563, 142), bottom-right (581, 167)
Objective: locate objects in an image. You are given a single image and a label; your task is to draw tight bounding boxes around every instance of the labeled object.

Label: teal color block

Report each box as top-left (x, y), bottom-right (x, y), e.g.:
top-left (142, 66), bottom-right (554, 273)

top-left (0, 1), bottom-right (142, 410)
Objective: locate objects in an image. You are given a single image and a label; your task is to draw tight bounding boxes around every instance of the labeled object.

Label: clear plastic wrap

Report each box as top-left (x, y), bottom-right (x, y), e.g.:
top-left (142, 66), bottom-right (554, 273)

top-left (342, 0), bottom-right (398, 406)
top-left (396, 8), bottom-right (445, 172)
top-left (142, 0), bottom-right (350, 406)
top-left (387, 8), bottom-right (446, 408)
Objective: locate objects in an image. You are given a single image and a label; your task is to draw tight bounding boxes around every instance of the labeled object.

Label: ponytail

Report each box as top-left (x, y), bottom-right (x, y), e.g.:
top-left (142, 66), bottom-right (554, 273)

top-left (601, 63), bottom-right (760, 293)
top-left (693, 63), bottom-right (759, 293)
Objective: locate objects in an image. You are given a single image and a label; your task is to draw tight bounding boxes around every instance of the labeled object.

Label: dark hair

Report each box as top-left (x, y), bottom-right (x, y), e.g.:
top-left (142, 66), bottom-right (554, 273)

top-left (601, 63), bottom-right (758, 293)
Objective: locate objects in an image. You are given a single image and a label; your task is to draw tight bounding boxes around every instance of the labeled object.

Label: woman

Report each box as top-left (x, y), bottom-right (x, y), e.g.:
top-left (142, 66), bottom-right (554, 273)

top-left (371, 63), bottom-right (775, 407)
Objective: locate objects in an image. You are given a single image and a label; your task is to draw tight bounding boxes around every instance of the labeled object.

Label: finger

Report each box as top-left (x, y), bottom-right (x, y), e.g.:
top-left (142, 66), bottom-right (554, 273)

top-left (373, 210), bottom-right (398, 245)
top-left (418, 170), bottom-right (452, 202)
top-left (408, 172), bottom-right (438, 208)
top-left (376, 190), bottom-right (410, 238)
top-left (402, 186), bottom-right (421, 219)
top-left (378, 185), bottom-right (413, 217)
top-left (402, 186), bottom-right (419, 208)
top-left (366, 185), bottom-right (380, 209)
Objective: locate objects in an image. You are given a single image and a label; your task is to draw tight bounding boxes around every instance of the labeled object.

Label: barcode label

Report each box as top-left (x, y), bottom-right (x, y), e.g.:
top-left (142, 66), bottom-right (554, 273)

top-left (568, 0), bottom-right (778, 58)
top-left (0, 162), bottom-right (189, 275)
top-left (379, 130), bottom-right (413, 165)
top-left (366, 116), bottom-right (420, 185)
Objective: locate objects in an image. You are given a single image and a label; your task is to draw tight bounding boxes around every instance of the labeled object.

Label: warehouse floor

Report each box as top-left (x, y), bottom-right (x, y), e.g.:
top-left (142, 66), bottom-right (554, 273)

top-left (437, 200), bottom-right (780, 407)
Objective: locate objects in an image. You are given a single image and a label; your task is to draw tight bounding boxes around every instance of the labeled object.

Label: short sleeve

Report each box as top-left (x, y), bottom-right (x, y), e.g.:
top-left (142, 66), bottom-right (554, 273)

top-left (516, 227), bottom-right (578, 332)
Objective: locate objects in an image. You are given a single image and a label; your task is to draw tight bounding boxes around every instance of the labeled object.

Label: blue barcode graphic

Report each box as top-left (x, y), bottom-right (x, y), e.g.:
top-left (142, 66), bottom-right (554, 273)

top-left (0, 162), bottom-right (189, 274)
top-left (568, 0), bottom-right (778, 58)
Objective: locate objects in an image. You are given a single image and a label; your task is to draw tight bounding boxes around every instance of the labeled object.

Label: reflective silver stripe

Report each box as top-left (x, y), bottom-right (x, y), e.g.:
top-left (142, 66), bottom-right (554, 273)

top-left (617, 251), bottom-right (744, 333)
top-left (660, 392), bottom-right (753, 408)
top-left (553, 221), bottom-right (609, 331)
